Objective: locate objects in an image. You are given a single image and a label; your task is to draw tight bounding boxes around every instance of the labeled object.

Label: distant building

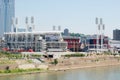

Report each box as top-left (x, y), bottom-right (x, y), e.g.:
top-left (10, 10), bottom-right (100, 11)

top-left (0, 0), bottom-right (15, 37)
top-left (113, 29), bottom-right (120, 41)
top-left (109, 40), bottom-right (120, 48)
top-left (109, 40), bottom-right (120, 53)
top-left (64, 28), bottom-right (69, 36)
top-left (63, 36), bottom-right (80, 52)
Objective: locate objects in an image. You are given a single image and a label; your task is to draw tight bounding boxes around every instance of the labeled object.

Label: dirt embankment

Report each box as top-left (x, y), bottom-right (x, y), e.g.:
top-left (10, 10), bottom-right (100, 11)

top-left (49, 55), bottom-right (120, 70)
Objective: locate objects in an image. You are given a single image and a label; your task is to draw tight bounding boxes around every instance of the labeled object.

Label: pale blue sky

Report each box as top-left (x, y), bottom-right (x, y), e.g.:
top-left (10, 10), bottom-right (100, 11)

top-left (15, 0), bottom-right (120, 38)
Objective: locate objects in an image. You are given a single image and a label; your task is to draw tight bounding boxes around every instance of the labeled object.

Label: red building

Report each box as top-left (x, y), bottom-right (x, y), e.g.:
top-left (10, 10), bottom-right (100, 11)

top-left (63, 36), bottom-right (80, 52)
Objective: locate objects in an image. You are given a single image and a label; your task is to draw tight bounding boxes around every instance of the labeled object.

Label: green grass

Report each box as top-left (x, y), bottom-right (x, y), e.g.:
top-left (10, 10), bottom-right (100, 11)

top-left (0, 51), bottom-right (42, 59)
top-left (0, 51), bottom-right (22, 59)
top-left (0, 68), bottom-right (42, 74)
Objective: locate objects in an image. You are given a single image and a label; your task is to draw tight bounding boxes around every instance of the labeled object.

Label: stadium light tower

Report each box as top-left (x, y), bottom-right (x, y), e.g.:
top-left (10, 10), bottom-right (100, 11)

top-left (95, 17), bottom-right (105, 53)
top-left (95, 17), bottom-right (99, 53)
top-left (25, 17), bottom-right (29, 32)
top-left (31, 16), bottom-right (35, 32)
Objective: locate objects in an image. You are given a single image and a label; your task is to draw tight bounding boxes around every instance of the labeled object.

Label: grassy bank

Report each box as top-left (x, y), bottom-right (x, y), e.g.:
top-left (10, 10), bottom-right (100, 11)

top-left (0, 68), bottom-right (43, 74)
top-left (0, 68), bottom-right (48, 76)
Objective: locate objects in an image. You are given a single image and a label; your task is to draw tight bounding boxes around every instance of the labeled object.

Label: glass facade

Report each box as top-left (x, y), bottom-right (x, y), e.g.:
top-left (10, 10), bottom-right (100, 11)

top-left (0, 0), bottom-right (15, 37)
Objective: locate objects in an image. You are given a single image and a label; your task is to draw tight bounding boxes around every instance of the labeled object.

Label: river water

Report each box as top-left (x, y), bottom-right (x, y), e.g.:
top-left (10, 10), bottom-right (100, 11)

top-left (1, 65), bottom-right (120, 80)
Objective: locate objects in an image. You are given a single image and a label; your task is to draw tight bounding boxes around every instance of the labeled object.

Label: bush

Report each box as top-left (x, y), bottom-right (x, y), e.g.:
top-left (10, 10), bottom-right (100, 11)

top-left (50, 59), bottom-right (58, 65)
top-left (54, 59), bottom-right (58, 65)
top-left (4, 70), bottom-right (11, 73)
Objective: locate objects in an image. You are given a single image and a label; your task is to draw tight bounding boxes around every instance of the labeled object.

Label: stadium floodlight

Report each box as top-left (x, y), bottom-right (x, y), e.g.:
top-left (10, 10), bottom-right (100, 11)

top-left (95, 17), bottom-right (98, 24)
top-left (31, 16), bottom-right (35, 31)
top-left (100, 18), bottom-right (103, 25)
top-left (98, 24), bottom-right (101, 31)
top-left (95, 17), bottom-right (105, 53)
top-left (103, 24), bottom-right (105, 30)
top-left (25, 17), bottom-right (28, 24)
top-left (31, 16), bottom-right (34, 24)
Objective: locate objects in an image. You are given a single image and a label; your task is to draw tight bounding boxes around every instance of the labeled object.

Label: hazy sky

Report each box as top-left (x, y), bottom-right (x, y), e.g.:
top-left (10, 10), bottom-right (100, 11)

top-left (15, 0), bottom-right (120, 38)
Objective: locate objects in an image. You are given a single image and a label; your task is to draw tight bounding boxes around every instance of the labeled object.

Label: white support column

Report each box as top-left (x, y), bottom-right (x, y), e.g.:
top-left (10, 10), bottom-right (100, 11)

top-left (100, 18), bottom-right (102, 53)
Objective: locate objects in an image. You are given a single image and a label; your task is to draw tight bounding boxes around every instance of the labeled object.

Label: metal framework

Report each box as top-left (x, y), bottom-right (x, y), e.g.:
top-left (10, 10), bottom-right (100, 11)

top-left (4, 31), bottom-right (67, 52)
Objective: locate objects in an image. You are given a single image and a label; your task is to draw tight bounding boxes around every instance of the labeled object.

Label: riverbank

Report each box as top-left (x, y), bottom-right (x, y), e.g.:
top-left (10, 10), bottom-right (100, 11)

top-left (1, 56), bottom-right (120, 76)
top-left (49, 60), bottom-right (120, 71)
top-left (49, 55), bottom-right (120, 71)
top-left (1, 61), bottom-right (120, 77)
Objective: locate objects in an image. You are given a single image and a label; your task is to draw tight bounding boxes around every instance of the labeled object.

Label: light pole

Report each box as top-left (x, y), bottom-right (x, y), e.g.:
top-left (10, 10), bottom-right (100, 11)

top-left (95, 18), bottom-right (105, 53)
top-left (95, 17), bottom-right (99, 53)
top-left (25, 17), bottom-right (29, 51)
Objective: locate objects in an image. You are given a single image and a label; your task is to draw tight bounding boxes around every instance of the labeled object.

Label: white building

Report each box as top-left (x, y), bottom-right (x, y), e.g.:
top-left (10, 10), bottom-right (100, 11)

top-left (0, 0), bottom-right (15, 37)
top-left (109, 40), bottom-right (120, 48)
top-left (4, 31), bottom-right (67, 52)
top-left (109, 40), bottom-right (120, 53)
